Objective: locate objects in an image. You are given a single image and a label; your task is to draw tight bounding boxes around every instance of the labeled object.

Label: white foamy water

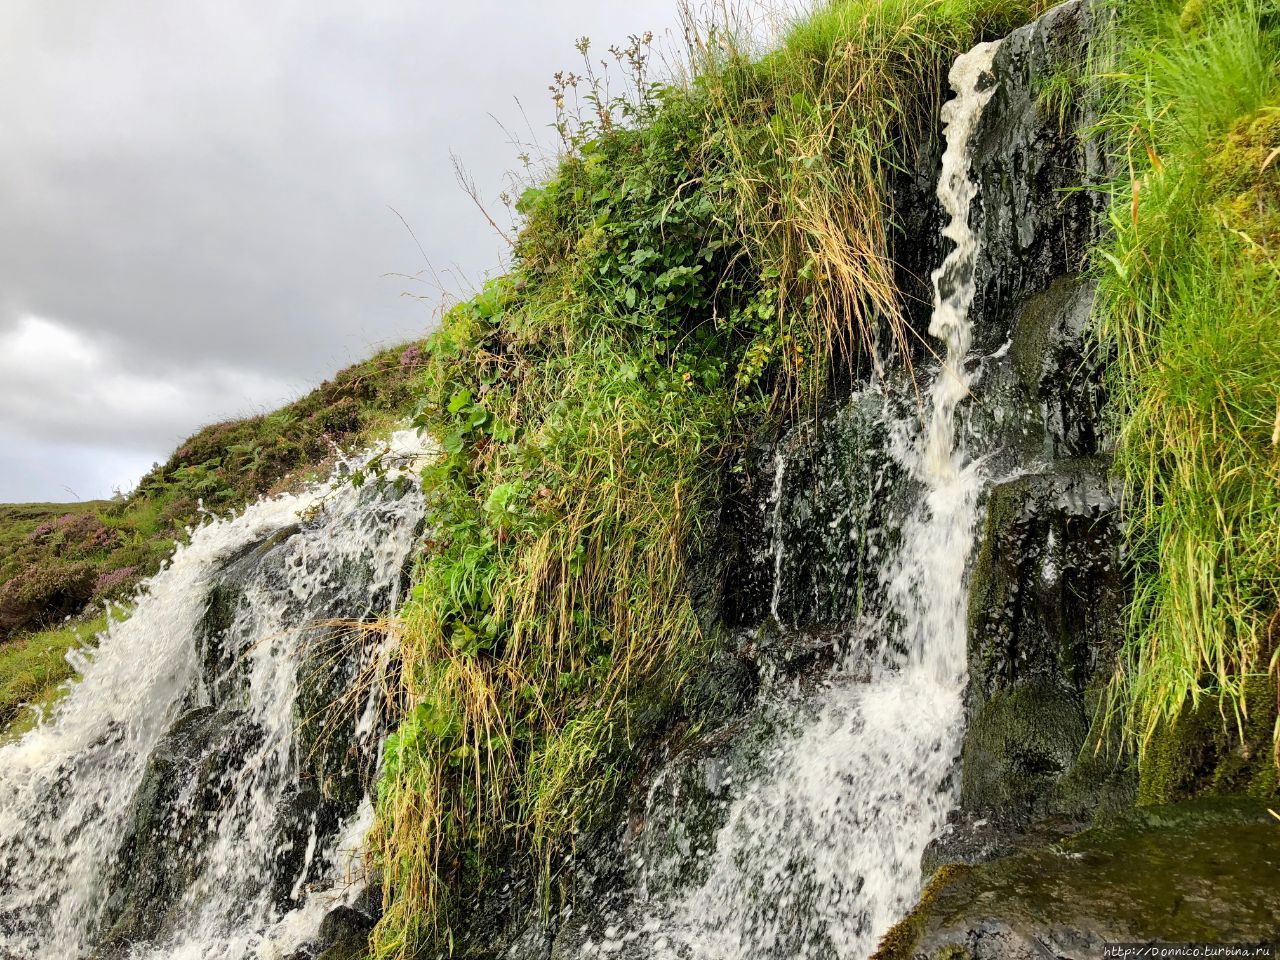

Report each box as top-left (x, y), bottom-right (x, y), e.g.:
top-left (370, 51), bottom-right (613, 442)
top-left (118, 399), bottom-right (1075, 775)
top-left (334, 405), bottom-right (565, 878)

top-left (0, 432), bottom-right (429, 960)
top-left (570, 40), bottom-right (1003, 960)
top-left (767, 444), bottom-right (790, 629)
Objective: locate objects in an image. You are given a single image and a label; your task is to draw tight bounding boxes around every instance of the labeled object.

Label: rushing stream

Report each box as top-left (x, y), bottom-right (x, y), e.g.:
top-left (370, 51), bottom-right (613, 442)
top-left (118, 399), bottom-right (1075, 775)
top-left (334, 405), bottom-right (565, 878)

top-left (0, 435), bottom-right (427, 960)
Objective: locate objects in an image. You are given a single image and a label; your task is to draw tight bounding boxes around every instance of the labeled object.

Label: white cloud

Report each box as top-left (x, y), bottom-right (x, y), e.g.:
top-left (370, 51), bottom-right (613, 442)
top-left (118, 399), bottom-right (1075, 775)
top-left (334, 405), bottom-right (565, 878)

top-left (0, 316), bottom-right (300, 499)
top-left (0, 427), bottom-right (158, 503)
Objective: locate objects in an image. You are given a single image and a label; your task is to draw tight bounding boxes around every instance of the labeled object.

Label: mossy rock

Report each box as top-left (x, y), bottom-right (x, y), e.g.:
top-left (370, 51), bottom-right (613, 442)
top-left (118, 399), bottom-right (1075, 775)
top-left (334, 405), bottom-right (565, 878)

top-left (1002, 277), bottom-right (1105, 463)
top-left (961, 681), bottom-right (1134, 827)
top-left (1139, 675), bottom-right (1279, 805)
top-left (1205, 109), bottom-right (1280, 256)
top-left (962, 681), bottom-right (1088, 813)
top-left (967, 462), bottom-right (1124, 705)
top-left (964, 465), bottom-right (1130, 825)
top-left (878, 798), bottom-right (1280, 960)
top-left (874, 864), bottom-right (976, 960)
top-left (953, 460), bottom-right (1135, 846)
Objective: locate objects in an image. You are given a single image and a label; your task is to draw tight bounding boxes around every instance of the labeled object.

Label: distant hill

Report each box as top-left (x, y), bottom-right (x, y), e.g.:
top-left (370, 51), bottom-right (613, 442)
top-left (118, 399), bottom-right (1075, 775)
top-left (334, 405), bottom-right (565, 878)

top-left (0, 339), bottom-right (428, 722)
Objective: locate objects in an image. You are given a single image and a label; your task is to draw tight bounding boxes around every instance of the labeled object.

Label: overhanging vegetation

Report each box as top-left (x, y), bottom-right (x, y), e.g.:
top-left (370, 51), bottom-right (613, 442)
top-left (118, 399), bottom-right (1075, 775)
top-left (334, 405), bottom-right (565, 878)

top-left (1094, 0), bottom-right (1280, 785)
top-left (369, 2), bottom-right (1046, 954)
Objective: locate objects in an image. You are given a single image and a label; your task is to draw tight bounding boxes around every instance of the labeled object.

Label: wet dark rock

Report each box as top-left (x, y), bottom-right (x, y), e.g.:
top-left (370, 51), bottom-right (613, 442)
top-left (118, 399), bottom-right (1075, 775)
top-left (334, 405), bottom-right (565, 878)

top-left (282, 904), bottom-right (378, 960)
top-left (937, 0), bottom-right (1136, 863)
top-left (1004, 279), bottom-right (1105, 460)
top-left (969, 0), bottom-right (1104, 344)
top-left (313, 905), bottom-right (377, 960)
top-left (96, 706), bottom-right (261, 953)
top-left (721, 389), bottom-right (907, 634)
top-left (195, 523), bottom-right (303, 701)
top-left (965, 277), bottom-right (1107, 471)
top-left (623, 710), bottom-right (784, 896)
top-left (967, 464), bottom-right (1123, 708)
top-left (879, 799), bottom-right (1280, 960)
top-left (197, 581), bottom-right (248, 701)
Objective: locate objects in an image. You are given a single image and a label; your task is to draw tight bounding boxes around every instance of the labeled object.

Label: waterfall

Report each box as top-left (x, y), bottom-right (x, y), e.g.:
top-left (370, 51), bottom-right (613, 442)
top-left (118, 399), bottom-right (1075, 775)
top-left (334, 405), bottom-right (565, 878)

top-left (0, 433), bottom-right (428, 960)
top-left (567, 40), bottom-right (1004, 960)
top-left (767, 446), bottom-right (789, 630)
top-left (0, 31), bottom-right (1019, 960)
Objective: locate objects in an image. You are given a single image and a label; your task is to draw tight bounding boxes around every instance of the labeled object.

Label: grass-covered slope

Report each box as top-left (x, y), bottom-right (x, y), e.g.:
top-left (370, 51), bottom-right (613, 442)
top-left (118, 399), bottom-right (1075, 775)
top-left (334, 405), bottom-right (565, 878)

top-left (1094, 0), bottom-right (1280, 797)
top-left (368, 2), bottom-right (1049, 954)
top-left (0, 612), bottom-right (114, 736)
top-left (0, 342), bottom-right (428, 724)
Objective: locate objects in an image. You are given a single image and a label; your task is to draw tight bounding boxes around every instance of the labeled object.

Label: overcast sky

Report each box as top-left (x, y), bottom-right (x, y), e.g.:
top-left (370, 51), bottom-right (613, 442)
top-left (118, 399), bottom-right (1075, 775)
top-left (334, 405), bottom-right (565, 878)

top-left (0, 0), bottom-right (685, 502)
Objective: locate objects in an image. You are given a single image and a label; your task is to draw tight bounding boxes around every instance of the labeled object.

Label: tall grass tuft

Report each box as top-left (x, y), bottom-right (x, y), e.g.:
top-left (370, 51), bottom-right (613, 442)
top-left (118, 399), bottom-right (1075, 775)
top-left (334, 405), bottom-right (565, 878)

top-left (686, 0), bottom-right (1048, 403)
top-left (1094, 0), bottom-right (1280, 770)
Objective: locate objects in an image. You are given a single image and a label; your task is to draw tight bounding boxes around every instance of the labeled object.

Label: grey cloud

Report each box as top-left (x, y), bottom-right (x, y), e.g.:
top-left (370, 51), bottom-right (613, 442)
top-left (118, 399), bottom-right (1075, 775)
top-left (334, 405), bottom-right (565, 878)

top-left (0, 316), bottom-right (300, 451)
top-left (0, 0), bottom-right (680, 500)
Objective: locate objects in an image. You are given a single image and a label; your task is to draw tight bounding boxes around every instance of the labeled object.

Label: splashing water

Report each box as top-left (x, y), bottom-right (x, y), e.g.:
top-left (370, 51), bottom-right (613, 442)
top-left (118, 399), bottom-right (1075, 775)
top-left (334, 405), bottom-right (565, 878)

top-left (573, 40), bottom-right (1004, 960)
top-left (0, 433), bottom-right (429, 960)
top-left (924, 41), bottom-right (1002, 484)
top-left (768, 444), bottom-right (790, 629)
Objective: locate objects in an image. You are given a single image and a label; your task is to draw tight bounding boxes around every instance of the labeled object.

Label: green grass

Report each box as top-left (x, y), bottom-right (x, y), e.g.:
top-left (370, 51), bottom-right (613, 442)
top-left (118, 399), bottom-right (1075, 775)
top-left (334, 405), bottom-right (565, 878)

top-left (1093, 0), bottom-right (1280, 777)
top-left (0, 612), bottom-right (112, 736)
top-left (369, 1), bottom-right (1046, 954)
top-left (692, 0), bottom-right (1048, 398)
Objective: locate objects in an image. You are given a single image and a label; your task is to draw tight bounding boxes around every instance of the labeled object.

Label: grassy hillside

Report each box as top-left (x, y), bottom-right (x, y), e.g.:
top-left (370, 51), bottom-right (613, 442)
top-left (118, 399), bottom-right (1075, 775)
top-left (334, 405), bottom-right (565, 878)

top-left (0, 612), bottom-right (114, 736)
top-left (0, 341), bottom-right (429, 726)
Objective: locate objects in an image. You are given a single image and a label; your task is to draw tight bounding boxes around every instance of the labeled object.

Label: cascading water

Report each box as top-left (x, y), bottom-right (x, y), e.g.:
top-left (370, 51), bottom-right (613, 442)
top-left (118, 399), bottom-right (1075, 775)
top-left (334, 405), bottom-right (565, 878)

top-left (567, 39), bottom-right (1004, 960)
top-left (767, 447), bottom-right (789, 630)
top-left (0, 433), bottom-right (428, 960)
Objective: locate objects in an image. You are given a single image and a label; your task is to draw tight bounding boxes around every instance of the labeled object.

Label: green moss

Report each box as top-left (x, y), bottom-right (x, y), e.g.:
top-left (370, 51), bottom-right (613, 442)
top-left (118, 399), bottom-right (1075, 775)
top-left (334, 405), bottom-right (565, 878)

top-left (872, 864), bottom-right (973, 960)
top-left (965, 475), bottom-right (1028, 662)
top-left (892, 798), bottom-right (1280, 946)
top-left (1139, 675), bottom-right (1279, 804)
top-left (1205, 110), bottom-right (1280, 191)
top-left (1007, 279), bottom-right (1079, 396)
top-left (1179, 0), bottom-right (1208, 32)
top-left (963, 681), bottom-right (1090, 810)
top-left (1205, 109), bottom-right (1280, 257)
top-left (1050, 685), bottom-right (1138, 820)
